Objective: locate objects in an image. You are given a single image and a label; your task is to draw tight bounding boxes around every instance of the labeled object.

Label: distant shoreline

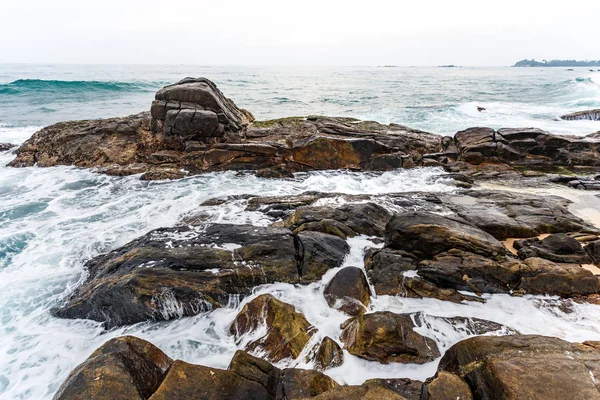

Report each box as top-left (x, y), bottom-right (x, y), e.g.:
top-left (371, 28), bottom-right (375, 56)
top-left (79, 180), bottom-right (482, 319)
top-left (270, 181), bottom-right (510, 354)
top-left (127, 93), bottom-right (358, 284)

top-left (513, 59), bottom-right (600, 67)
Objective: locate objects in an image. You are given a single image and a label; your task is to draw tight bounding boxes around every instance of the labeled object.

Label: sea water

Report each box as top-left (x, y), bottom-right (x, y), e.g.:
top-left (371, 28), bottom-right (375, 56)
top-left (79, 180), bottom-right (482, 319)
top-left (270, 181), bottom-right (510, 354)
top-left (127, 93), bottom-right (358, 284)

top-left (1, 65), bottom-right (600, 399)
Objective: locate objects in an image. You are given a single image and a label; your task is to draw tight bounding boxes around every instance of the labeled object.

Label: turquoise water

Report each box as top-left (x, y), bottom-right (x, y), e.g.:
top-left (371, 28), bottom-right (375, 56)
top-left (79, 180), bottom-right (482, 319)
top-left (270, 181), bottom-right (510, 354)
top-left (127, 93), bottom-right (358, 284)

top-left (1, 64), bottom-right (599, 135)
top-left (1, 65), bottom-right (600, 400)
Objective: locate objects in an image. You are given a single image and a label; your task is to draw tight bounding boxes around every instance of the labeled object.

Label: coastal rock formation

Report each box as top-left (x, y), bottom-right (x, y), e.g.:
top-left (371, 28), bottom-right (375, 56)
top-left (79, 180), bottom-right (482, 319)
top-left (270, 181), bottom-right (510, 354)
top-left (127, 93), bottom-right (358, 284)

top-left (230, 294), bottom-right (316, 362)
top-left (10, 77), bottom-right (599, 180)
top-left (53, 224), bottom-right (348, 328)
top-left (56, 333), bottom-right (600, 400)
top-left (339, 311), bottom-right (440, 364)
top-left (561, 109), bottom-right (600, 121)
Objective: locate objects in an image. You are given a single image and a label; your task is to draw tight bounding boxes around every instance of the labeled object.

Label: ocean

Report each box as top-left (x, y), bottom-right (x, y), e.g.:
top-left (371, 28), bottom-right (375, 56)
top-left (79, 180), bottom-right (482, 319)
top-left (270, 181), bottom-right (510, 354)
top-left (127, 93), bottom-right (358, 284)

top-left (1, 65), bottom-right (600, 399)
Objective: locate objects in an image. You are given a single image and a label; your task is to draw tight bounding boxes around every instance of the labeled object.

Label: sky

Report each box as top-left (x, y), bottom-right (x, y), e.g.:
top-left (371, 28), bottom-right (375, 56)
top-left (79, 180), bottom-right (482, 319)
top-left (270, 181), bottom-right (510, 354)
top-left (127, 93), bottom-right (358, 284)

top-left (1, 0), bottom-right (600, 66)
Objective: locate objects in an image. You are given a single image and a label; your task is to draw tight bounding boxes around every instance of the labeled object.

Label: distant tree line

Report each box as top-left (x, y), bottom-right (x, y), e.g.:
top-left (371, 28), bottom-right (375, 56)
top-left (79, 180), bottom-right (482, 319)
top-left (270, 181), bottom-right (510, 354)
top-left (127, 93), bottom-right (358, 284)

top-left (513, 59), bottom-right (600, 67)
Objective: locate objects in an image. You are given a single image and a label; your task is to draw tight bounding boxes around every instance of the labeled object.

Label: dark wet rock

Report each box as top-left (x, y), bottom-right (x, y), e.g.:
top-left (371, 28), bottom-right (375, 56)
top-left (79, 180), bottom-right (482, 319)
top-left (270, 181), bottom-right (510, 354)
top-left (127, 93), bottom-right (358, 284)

top-left (514, 233), bottom-right (593, 264)
top-left (439, 190), bottom-right (597, 240)
top-left (438, 335), bottom-right (600, 400)
top-left (401, 276), bottom-right (485, 304)
top-left (286, 202), bottom-right (392, 238)
top-left (364, 247), bottom-right (418, 295)
top-left (364, 248), bottom-right (483, 303)
top-left (587, 240), bottom-right (600, 264)
top-left (340, 311), bottom-right (440, 364)
top-left (561, 109), bottom-right (600, 121)
top-left (230, 294), bottom-right (316, 362)
top-left (364, 378), bottom-right (423, 400)
top-left (246, 192), bottom-right (325, 213)
top-left (52, 336), bottom-right (172, 400)
top-left (53, 224), bottom-right (348, 328)
top-left (418, 250), bottom-right (600, 297)
top-left (305, 384), bottom-right (407, 399)
top-left (255, 165), bottom-right (295, 178)
top-left (384, 211), bottom-right (506, 260)
top-left (323, 267), bottom-right (372, 316)
top-left (423, 372), bottom-right (473, 400)
top-left (228, 350), bottom-right (282, 398)
top-left (452, 126), bottom-right (600, 171)
top-left (568, 178), bottom-right (600, 190)
top-left (0, 143), bottom-right (15, 152)
top-left (311, 337), bottom-right (344, 371)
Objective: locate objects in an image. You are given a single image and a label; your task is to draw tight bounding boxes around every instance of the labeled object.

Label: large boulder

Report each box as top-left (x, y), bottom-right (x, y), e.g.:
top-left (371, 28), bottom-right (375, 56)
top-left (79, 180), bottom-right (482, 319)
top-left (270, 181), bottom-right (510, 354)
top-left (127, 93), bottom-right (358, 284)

top-left (52, 336), bottom-right (172, 400)
top-left (151, 77), bottom-right (255, 140)
top-left (384, 211), bottom-right (506, 260)
top-left (53, 224), bottom-right (348, 328)
top-left (230, 294), bottom-right (316, 362)
top-left (514, 233), bottom-right (593, 264)
top-left (323, 267), bottom-right (372, 316)
top-left (340, 311), bottom-right (440, 364)
top-left (437, 335), bottom-right (600, 400)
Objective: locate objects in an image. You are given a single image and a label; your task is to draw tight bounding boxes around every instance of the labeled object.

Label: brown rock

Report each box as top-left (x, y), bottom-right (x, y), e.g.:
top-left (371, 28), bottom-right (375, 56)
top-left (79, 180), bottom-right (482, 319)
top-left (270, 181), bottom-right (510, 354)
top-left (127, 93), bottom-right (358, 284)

top-left (312, 337), bottom-right (344, 371)
top-left (52, 336), bottom-right (172, 400)
top-left (340, 311), bottom-right (440, 364)
top-left (364, 378), bottom-right (423, 400)
top-left (150, 360), bottom-right (270, 400)
top-left (230, 294), bottom-right (316, 362)
top-left (438, 335), bottom-right (600, 400)
top-left (279, 368), bottom-right (339, 399)
top-left (304, 384), bottom-right (407, 399)
top-left (424, 371), bottom-right (473, 400)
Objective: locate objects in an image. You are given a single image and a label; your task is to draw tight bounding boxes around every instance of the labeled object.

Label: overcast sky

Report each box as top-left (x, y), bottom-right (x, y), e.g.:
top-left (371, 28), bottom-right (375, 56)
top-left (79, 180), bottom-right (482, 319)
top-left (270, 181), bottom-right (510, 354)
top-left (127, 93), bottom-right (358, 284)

top-left (2, 0), bottom-right (599, 65)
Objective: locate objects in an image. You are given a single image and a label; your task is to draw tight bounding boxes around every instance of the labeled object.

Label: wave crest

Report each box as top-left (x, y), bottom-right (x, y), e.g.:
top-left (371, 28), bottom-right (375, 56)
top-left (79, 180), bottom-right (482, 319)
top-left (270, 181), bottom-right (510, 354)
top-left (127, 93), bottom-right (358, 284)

top-left (0, 79), bottom-right (164, 95)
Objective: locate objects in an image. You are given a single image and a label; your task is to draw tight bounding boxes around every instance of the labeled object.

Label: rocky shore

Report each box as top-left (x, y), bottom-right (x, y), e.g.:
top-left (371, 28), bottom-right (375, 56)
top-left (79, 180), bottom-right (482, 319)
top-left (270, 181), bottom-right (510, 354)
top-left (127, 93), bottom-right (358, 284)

top-left (8, 78), bottom-right (600, 399)
top-left (8, 78), bottom-right (600, 185)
